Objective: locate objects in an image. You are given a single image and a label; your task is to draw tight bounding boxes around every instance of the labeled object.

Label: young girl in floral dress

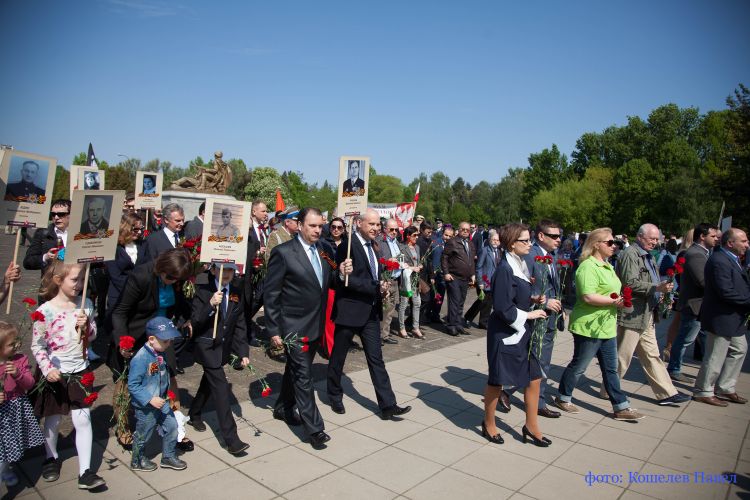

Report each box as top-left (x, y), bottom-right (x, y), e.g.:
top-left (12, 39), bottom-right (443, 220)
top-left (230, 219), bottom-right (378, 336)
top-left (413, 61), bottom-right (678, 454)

top-left (30, 259), bottom-right (106, 490)
top-left (0, 321), bottom-right (45, 489)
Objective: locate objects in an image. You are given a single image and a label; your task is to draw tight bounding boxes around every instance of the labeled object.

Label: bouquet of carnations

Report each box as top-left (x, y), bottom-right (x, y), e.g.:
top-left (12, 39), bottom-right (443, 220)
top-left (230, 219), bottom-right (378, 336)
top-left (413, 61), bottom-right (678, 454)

top-left (660, 257), bottom-right (685, 318)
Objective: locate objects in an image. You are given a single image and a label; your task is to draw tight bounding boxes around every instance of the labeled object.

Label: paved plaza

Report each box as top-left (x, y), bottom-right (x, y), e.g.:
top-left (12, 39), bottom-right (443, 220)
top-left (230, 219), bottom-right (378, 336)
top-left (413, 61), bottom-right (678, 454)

top-left (1, 232), bottom-right (749, 500)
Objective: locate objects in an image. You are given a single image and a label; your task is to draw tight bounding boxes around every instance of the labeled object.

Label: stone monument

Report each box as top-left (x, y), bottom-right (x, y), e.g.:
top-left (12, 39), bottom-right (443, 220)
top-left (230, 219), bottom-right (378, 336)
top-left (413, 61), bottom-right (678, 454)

top-left (161, 151), bottom-right (237, 220)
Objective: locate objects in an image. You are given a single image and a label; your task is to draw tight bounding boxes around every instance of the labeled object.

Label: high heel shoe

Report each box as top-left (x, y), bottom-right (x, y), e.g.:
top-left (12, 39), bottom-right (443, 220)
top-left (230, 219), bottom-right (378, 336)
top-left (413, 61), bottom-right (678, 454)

top-left (397, 329), bottom-right (409, 339)
top-left (522, 425), bottom-right (551, 447)
top-left (411, 329), bottom-right (425, 340)
top-left (481, 421), bottom-right (504, 444)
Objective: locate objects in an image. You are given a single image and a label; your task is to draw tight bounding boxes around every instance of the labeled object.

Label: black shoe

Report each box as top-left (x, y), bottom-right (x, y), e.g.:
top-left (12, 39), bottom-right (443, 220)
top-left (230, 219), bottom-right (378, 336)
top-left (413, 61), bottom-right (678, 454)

top-left (78, 469), bottom-right (106, 489)
top-left (177, 439), bottom-right (194, 452)
top-left (382, 337), bottom-right (398, 345)
top-left (41, 457), bottom-right (61, 482)
top-left (480, 421), bottom-right (504, 444)
top-left (273, 408), bottom-right (302, 426)
top-left (175, 366), bottom-right (185, 375)
top-left (270, 353), bottom-right (287, 363)
top-left (309, 431), bottom-right (331, 450)
top-left (381, 404), bottom-right (412, 420)
top-left (522, 425), bottom-right (551, 447)
top-left (498, 390), bottom-right (511, 413)
top-left (331, 401), bottom-right (346, 414)
top-left (478, 323), bottom-right (488, 329)
top-left (249, 339), bottom-right (261, 348)
top-left (537, 407), bottom-right (561, 418)
top-left (446, 327), bottom-right (459, 337)
top-left (160, 457), bottom-right (187, 470)
top-left (227, 440), bottom-right (250, 455)
top-left (131, 457), bottom-right (158, 472)
top-left (458, 328), bottom-right (470, 335)
top-left (187, 419), bottom-right (206, 432)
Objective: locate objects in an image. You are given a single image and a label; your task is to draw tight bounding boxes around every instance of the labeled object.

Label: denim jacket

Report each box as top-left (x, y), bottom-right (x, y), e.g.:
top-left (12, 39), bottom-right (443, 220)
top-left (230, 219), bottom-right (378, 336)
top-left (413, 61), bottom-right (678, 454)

top-left (128, 344), bottom-right (170, 411)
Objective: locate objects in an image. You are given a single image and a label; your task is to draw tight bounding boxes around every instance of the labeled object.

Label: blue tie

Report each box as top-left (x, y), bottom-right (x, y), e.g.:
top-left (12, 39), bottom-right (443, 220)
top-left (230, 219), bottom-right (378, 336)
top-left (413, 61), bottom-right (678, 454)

top-left (174, 232), bottom-right (180, 247)
top-left (365, 242), bottom-right (378, 280)
top-left (310, 246), bottom-right (323, 287)
top-left (221, 287), bottom-right (228, 315)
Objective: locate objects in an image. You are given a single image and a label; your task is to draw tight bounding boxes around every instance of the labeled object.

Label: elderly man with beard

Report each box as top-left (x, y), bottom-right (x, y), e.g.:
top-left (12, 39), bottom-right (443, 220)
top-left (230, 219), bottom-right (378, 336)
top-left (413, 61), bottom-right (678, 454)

top-left (610, 223), bottom-right (691, 406)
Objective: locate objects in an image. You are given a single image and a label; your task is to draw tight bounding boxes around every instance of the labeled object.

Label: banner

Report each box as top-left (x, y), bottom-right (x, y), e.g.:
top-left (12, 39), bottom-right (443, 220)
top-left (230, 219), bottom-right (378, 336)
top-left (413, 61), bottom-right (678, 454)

top-left (368, 202), bottom-right (416, 229)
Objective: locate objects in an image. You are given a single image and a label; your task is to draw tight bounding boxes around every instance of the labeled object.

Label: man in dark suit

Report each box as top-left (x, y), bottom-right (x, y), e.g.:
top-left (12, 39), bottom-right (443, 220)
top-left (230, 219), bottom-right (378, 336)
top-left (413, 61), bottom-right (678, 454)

top-left (183, 202), bottom-right (205, 240)
top-left (5, 160), bottom-right (46, 200)
top-left (140, 203), bottom-right (185, 264)
top-left (511, 220), bottom-right (564, 417)
top-left (693, 228), bottom-right (750, 406)
top-left (263, 207), bottom-right (352, 450)
top-left (23, 199), bottom-right (71, 276)
top-left (668, 223), bottom-right (719, 381)
top-left (188, 264), bottom-right (250, 455)
top-left (441, 221), bottom-right (476, 336)
top-left (342, 160), bottom-right (365, 194)
top-left (327, 208), bottom-right (411, 420)
top-left (242, 200), bottom-right (269, 350)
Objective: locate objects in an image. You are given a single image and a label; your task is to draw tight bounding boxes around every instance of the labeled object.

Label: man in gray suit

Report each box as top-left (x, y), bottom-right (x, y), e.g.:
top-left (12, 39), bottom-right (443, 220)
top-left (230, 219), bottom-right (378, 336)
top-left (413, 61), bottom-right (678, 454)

top-left (667, 223), bottom-right (719, 381)
top-left (378, 218), bottom-right (401, 344)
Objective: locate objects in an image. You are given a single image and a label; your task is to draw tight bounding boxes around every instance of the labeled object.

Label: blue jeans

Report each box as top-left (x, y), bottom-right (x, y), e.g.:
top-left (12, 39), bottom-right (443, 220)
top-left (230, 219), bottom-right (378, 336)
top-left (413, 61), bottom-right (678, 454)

top-left (133, 406), bottom-right (178, 461)
top-left (667, 308), bottom-right (703, 375)
top-left (558, 334), bottom-right (630, 412)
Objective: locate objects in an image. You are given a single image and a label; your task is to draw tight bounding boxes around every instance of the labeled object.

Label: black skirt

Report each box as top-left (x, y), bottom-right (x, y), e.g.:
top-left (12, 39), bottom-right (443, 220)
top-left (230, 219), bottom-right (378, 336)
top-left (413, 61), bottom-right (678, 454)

top-left (486, 327), bottom-right (543, 388)
top-left (31, 366), bottom-right (95, 418)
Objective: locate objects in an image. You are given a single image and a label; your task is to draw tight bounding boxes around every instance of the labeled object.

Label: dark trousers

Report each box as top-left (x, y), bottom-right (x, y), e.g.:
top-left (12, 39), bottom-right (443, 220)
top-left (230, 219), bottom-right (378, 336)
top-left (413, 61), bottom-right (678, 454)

top-left (327, 320), bottom-right (397, 410)
top-left (465, 289), bottom-right (493, 327)
top-left (446, 278), bottom-right (469, 328)
top-left (189, 366), bottom-right (241, 448)
top-left (275, 339), bottom-right (324, 436)
top-left (429, 275), bottom-right (446, 321)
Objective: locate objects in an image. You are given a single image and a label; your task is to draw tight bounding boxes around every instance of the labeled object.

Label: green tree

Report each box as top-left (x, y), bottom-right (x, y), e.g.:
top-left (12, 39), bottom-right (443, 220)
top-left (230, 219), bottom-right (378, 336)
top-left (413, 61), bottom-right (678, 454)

top-left (51, 165), bottom-right (70, 201)
top-left (244, 167), bottom-right (289, 209)
top-left (521, 144), bottom-right (569, 218)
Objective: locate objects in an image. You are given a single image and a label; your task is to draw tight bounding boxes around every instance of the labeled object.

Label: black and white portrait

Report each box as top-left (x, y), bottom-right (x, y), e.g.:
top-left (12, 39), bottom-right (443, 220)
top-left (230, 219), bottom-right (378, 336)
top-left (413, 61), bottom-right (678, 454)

top-left (142, 174), bottom-right (157, 195)
top-left (83, 171), bottom-right (101, 190)
top-left (210, 203), bottom-right (242, 240)
top-left (342, 159), bottom-right (366, 195)
top-left (4, 156), bottom-right (49, 201)
top-left (79, 195), bottom-right (113, 235)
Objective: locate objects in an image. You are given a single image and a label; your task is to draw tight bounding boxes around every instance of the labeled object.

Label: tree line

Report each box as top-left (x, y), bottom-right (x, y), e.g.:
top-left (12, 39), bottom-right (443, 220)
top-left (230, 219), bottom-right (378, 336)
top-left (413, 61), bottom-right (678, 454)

top-left (51, 84), bottom-right (749, 235)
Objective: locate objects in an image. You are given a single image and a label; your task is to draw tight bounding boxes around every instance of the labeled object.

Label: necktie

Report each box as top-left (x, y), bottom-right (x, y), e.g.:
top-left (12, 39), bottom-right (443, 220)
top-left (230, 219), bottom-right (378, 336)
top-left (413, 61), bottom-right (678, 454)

top-left (258, 224), bottom-right (266, 246)
top-left (221, 287), bottom-right (228, 315)
top-left (310, 246), bottom-right (323, 287)
top-left (365, 241), bottom-right (378, 280)
top-left (462, 239), bottom-right (470, 257)
top-left (492, 248), bottom-right (499, 265)
top-left (173, 232), bottom-right (180, 247)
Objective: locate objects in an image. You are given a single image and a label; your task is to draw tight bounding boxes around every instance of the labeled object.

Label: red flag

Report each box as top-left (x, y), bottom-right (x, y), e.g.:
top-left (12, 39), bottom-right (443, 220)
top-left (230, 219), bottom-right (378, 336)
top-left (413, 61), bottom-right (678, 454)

top-left (413, 182), bottom-right (420, 202)
top-left (275, 188), bottom-right (285, 212)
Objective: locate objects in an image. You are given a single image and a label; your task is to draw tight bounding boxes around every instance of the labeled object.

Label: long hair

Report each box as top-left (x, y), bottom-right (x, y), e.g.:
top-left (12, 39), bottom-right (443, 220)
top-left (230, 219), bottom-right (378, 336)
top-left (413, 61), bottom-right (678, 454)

top-left (679, 228), bottom-right (693, 252)
top-left (118, 212), bottom-right (144, 246)
top-left (39, 260), bottom-right (81, 301)
top-left (579, 227), bottom-right (613, 262)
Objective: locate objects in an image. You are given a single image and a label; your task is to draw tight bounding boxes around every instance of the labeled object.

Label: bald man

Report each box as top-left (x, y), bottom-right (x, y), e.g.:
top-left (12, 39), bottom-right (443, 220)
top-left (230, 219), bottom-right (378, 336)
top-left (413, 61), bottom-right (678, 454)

top-left (327, 209), bottom-right (411, 419)
top-left (612, 223), bottom-right (690, 406)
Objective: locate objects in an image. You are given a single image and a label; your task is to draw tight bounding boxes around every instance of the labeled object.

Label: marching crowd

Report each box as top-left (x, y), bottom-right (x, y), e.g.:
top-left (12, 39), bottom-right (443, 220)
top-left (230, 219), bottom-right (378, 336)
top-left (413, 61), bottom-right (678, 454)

top-left (0, 193), bottom-right (748, 493)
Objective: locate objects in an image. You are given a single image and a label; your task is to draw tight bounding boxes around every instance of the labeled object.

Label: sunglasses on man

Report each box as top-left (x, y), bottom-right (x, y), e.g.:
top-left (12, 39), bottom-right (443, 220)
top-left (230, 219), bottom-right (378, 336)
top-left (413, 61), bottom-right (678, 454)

top-left (51, 212), bottom-right (70, 218)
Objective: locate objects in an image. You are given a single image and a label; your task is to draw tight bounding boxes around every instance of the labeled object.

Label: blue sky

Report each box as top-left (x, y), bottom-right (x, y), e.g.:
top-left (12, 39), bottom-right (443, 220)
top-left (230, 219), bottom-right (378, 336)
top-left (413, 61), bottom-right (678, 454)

top-left (1, 0), bottom-right (748, 188)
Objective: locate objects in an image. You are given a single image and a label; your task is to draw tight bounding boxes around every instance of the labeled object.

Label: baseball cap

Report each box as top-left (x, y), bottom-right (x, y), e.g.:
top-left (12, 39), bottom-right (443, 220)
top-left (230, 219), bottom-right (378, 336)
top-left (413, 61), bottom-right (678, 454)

top-left (212, 262), bottom-right (238, 271)
top-left (145, 317), bottom-right (182, 341)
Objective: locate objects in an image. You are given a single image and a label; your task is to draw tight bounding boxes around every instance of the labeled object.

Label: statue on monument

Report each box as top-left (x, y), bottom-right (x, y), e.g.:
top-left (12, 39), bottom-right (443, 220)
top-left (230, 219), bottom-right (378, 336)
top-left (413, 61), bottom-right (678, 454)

top-left (170, 151), bottom-right (233, 193)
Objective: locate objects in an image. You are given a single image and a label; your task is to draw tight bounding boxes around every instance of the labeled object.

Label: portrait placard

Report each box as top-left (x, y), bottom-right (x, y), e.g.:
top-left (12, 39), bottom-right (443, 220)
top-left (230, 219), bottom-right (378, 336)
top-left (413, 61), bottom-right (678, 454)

top-left (65, 190), bottom-right (125, 264)
top-left (0, 149), bottom-right (56, 228)
top-left (134, 171), bottom-right (163, 210)
top-left (78, 167), bottom-right (105, 191)
top-left (200, 198), bottom-right (251, 267)
top-left (69, 165), bottom-right (101, 197)
top-left (336, 156), bottom-right (370, 216)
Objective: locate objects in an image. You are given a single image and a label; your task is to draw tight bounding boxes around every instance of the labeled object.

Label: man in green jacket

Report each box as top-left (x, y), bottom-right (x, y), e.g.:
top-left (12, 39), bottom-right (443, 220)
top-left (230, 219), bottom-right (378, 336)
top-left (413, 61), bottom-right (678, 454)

top-left (610, 223), bottom-right (691, 406)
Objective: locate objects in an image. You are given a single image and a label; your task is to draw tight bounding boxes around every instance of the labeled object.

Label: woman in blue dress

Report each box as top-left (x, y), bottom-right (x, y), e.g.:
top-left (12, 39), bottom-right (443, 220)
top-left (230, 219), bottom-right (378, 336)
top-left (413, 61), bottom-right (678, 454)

top-left (482, 223), bottom-right (550, 446)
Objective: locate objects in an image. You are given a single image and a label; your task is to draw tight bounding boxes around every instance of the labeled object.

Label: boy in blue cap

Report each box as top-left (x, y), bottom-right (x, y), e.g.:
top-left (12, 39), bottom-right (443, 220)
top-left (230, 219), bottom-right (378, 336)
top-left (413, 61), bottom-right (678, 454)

top-left (128, 317), bottom-right (187, 472)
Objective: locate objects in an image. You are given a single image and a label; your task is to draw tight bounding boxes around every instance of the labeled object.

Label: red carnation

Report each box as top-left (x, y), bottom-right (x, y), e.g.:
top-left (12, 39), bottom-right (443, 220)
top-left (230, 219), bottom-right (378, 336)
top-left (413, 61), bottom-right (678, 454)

top-left (666, 268), bottom-right (675, 277)
top-left (119, 336), bottom-right (135, 351)
top-left (80, 372), bottom-right (95, 386)
top-left (534, 256), bottom-right (543, 262)
top-left (182, 240), bottom-right (195, 249)
top-left (30, 310), bottom-right (45, 322)
top-left (83, 392), bottom-right (99, 405)
top-left (301, 336), bottom-right (309, 343)
top-left (143, 229), bottom-right (150, 237)
top-left (610, 293), bottom-right (619, 299)
top-left (22, 297), bottom-right (37, 306)
top-left (676, 257), bottom-right (686, 265)
top-left (674, 264), bottom-right (684, 274)
top-left (379, 257), bottom-right (387, 264)
top-left (622, 286), bottom-right (633, 298)
top-left (261, 387), bottom-right (272, 397)
top-left (253, 257), bottom-right (263, 269)
top-left (167, 390), bottom-right (177, 401)
top-left (301, 344), bottom-right (310, 352)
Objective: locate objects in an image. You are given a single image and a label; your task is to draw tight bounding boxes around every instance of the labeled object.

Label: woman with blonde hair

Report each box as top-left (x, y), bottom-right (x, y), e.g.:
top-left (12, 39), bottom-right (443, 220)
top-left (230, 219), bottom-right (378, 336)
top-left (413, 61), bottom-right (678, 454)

top-left (553, 227), bottom-right (644, 421)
